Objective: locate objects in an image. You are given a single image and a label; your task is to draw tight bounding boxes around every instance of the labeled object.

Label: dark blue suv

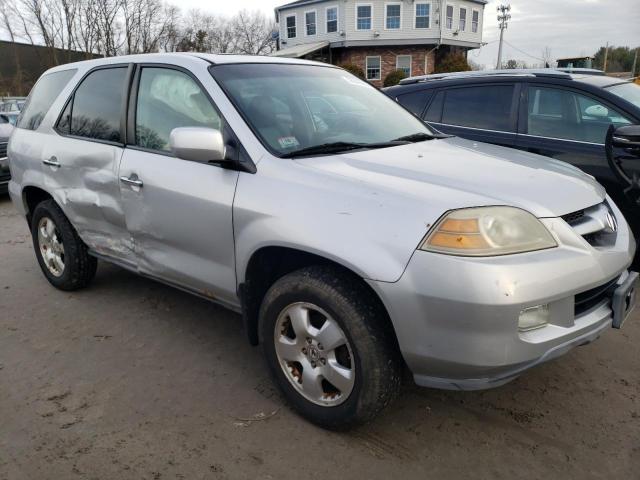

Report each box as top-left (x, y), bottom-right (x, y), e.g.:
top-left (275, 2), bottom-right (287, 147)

top-left (385, 70), bottom-right (640, 259)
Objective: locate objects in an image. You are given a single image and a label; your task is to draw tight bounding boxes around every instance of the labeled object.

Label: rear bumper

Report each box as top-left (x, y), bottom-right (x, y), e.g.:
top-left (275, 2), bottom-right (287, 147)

top-left (370, 200), bottom-right (636, 391)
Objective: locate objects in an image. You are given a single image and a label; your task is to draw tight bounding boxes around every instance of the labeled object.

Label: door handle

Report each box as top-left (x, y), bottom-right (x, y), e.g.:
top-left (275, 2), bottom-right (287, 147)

top-left (119, 175), bottom-right (144, 188)
top-left (43, 156), bottom-right (61, 168)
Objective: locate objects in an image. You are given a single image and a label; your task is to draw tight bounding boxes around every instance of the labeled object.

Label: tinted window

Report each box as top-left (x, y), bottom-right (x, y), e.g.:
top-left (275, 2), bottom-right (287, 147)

top-left (136, 68), bottom-right (222, 152)
top-left (17, 69), bottom-right (76, 131)
top-left (441, 85), bottom-right (515, 131)
top-left (424, 91), bottom-right (444, 122)
top-left (527, 86), bottom-right (631, 143)
top-left (68, 68), bottom-right (127, 142)
top-left (397, 91), bottom-right (432, 116)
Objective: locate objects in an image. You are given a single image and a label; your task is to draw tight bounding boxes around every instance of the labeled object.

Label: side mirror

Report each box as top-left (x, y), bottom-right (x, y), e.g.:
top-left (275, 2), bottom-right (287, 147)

top-left (584, 105), bottom-right (609, 118)
top-left (611, 125), bottom-right (640, 149)
top-left (169, 127), bottom-right (227, 163)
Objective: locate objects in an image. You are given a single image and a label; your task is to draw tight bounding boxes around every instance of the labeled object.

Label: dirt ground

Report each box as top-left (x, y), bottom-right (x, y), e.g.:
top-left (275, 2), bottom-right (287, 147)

top-left (0, 194), bottom-right (638, 480)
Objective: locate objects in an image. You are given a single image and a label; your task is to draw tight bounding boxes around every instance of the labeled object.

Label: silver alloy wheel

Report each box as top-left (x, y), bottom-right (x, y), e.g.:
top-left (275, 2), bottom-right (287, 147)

top-left (274, 302), bottom-right (355, 407)
top-left (37, 217), bottom-right (65, 278)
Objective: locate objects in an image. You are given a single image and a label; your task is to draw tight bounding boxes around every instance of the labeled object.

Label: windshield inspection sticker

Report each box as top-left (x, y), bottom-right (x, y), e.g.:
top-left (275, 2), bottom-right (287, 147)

top-left (278, 136), bottom-right (300, 149)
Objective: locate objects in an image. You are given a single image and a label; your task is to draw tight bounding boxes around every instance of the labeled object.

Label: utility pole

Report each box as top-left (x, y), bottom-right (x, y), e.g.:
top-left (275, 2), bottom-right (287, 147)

top-left (496, 4), bottom-right (511, 70)
top-left (603, 42), bottom-right (609, 73)
top-left (632, 47), bottom-right (638, 77)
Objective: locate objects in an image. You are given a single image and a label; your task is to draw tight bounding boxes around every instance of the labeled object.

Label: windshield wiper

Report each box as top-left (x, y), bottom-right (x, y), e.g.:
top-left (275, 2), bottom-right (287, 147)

top-left (391, 132), bottom-right (446, 142)
top-left (282, 141), bottom-right (374, 158)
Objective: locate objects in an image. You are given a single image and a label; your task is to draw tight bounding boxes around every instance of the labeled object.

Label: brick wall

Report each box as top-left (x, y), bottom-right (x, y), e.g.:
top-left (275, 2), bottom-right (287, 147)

top-left (334, 46), bottom-right (437, 87)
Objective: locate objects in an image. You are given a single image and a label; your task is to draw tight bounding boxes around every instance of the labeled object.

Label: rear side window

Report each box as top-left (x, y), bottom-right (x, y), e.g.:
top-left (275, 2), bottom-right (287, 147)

top-left (424, 91), bottom-right (444, 122)
top-left (396, 90), bottom-right (432, 117)
top-left (57, 67), bottom-right (127, 143)
top-left (441, 85), bottom-right (515, 131)
top-left (17, 69), bottom-right (76, 131)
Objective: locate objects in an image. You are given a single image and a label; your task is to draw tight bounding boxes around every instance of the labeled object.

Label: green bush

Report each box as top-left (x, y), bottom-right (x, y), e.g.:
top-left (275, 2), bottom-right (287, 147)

top-left (434, 52), bottom-right (471, 74)
top-left (383, 69), bottom-right (408, 87)
top-left (339, 63), bottom-right (365, 79)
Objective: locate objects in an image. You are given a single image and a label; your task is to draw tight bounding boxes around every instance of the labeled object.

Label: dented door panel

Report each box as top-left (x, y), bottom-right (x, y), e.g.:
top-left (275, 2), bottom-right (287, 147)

top-left (118, 149), bottom-right (239, 305)
top-left (41, 134), bottom-right (134, 263)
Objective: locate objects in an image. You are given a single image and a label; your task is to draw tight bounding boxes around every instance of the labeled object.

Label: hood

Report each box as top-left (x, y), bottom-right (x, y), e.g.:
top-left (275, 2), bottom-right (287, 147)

top-left (295, 136), bottom-right (605, 218)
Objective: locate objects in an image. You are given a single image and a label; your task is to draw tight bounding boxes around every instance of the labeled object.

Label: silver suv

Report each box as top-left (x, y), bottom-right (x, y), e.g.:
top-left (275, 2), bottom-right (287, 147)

top-left (8, 54), bottom-right (638, 429)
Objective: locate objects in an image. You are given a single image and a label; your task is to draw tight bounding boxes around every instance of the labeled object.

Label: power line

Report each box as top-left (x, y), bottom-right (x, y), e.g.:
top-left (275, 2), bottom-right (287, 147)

top-left (503, 40), bottom-right (545, 62)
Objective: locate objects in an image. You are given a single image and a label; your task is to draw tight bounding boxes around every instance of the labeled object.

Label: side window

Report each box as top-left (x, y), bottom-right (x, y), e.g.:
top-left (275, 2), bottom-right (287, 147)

top-left (62, 67), bottom-right (127, 142)
top-left (17, 69), bottom-right (76, 131)
top-left (135, 68), bottom-right (222, 153)
top-left (441, 85), bottom-right (515, 131)
top-left (424, 91), bottom-right (444, 122)
top-left (527, 86), bottom-right (631, 143)
top-left (397, 91), bottom-right (432, 117)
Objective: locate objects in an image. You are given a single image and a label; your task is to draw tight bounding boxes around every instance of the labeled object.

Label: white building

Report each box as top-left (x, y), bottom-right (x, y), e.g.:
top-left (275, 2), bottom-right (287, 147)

top-left (273, 0), bottom-right (486, 85)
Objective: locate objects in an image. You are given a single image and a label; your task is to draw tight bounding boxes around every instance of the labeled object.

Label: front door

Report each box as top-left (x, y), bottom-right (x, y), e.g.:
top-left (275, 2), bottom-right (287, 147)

top-left (516, 84), bottom-right (637, 234)
top-left (118, 66), bottom-right (239, 305)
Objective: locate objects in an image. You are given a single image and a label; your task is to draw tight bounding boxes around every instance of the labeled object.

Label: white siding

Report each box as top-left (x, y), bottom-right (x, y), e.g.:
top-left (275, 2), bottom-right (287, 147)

top-left (277, 0), bottom-right (484, 47)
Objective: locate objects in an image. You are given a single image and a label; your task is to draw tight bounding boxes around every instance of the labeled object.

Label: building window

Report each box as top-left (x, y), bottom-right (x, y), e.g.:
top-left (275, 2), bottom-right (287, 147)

top-left (459, 8), bottom-right (467, 31)
top-left (357, 4), bottom-right (372, 30)
top-left (305, 11), bottom-right (316, 35)
top-left (385, 4), bottom-right (401, 29)
top-left (366, 56), bottom-right (381, 80)
top-left (446, 5), bottom-right (453, 29)
top-left (472, 10), bottom-right (479, 33)
top-left (415, 3), bottom-right (430, 29)
top-left (286, 15), bottom-right (296, 38)
top-left (326, 7), bottom-right (338, 33)
top-left (396, 55), bottom-right (412, 77)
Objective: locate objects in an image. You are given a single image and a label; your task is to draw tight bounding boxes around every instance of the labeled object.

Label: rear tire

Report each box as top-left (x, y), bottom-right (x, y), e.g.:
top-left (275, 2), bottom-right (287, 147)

top-left (31, 200), bottom-right (97, 291)
top-left (260, 266), bottom-right (402, 430)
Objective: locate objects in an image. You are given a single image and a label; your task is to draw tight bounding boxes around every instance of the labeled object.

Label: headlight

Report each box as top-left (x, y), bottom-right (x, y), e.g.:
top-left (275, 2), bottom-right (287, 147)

top-left (420, 206), bottom-right (557, 256)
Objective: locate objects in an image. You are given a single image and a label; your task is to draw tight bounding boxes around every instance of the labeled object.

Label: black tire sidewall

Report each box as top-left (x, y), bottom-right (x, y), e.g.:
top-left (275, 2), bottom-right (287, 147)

top-left (31, 200), bottom-right (93, 290)
top-left (260, 268), bottom-right (400, 429)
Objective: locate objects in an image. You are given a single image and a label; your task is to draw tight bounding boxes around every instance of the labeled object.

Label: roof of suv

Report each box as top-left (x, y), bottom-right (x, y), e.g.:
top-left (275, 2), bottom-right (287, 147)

top-left (43, 52), bottom-right (327, 74)
top-left (386, 68), bottom-right (634, 94)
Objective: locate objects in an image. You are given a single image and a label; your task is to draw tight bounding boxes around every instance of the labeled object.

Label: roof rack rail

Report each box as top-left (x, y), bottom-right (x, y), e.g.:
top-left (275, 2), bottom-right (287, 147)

top-left (399, 69), bottom-right (572, 85)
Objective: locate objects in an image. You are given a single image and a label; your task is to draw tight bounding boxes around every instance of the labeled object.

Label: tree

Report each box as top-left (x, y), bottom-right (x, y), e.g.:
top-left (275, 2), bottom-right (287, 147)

top-left (383, 69), bottom-right (407, 87)
top-left (231, 10), bottom-right (276, 55)
top-left (541, 46), bottom-right (554, 68)
top-left (339, 63), bottom-right (365, 79)
top-left (434, 52), bottom-right (471, 73)
top-left (504, 59), bottom-right (528, 69)
top-left (593, 45), bottom-right (637, 72)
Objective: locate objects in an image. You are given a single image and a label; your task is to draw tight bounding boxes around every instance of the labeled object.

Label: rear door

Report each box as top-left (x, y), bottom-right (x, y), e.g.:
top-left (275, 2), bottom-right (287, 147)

top-left (44, 65), bottom-right (134, 265)
top-left (118, 65), bottom-right (239, 305)
top-left (422, 83), bottom-right (520, 147)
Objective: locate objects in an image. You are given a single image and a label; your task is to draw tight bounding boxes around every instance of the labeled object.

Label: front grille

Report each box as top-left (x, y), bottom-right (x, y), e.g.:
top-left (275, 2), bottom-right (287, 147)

top-left (562, 209), bottom-right (585, 225)
top-left (0, 142), bottom-right (7, 159)
top-left (574, 278), bottom-right (617, 316)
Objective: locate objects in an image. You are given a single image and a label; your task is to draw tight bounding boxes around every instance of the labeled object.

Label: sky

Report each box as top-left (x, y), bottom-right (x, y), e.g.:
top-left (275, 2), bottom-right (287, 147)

top-left (184, 0), bottom-right (640, 69)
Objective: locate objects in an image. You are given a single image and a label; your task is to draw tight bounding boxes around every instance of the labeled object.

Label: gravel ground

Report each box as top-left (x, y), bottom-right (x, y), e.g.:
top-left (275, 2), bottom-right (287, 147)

top-left (0, 194), bottom-right (638, 480)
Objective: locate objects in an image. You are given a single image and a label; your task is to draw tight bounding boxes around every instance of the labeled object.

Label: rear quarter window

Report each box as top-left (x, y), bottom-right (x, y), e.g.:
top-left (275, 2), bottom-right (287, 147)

top-left (441, 85), bottom-right (515, 131)
top-left (17, 69), bottom-right (77, 131)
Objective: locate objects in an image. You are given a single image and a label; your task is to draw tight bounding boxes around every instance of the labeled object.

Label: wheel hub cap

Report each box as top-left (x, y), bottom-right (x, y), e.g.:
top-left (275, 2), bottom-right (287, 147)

top-left (274, 302), bottom-right (355, 407)
top-left (37, 217), bottom-right (65, 278)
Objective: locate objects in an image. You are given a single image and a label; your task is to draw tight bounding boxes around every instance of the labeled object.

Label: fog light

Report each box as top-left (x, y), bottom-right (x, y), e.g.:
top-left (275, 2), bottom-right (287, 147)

top-left (518, 305), bottom-right (550, 332)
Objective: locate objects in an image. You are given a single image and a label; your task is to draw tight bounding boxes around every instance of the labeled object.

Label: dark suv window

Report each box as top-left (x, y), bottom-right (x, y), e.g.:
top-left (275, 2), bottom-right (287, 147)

top-left (58, 67), bottom-right (127, 143)
top-left (17, 69), bottom-right (76, 131)
top-left (527, 86), bottom-right (631, 144)
top-left (439, 85), bottom-right (515, 131)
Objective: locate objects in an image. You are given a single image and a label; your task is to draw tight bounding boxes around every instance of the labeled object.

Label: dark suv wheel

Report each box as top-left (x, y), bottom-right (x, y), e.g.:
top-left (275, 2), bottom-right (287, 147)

top-left (31, 200), bottom-right (97, 291)
top-left (260, 266), bottom-right (402, 430)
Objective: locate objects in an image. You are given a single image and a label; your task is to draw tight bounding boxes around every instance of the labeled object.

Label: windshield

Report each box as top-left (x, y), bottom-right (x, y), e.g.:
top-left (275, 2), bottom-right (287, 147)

top-left (210, 63), bottom-right (434, 157)
top-left (606, 82), bottom-right (640, 108)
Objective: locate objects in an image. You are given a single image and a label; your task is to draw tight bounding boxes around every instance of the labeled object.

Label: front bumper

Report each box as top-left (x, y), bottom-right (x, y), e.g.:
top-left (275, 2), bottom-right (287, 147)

top-left (371, 200), bottom-right (636, 391)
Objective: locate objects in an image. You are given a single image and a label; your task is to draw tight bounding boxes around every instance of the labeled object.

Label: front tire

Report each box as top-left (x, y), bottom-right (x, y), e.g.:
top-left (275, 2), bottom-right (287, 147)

top-left (31, 200), bottom-right (97, 291)
top-left (260, 266), bottom-right (402, 430)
